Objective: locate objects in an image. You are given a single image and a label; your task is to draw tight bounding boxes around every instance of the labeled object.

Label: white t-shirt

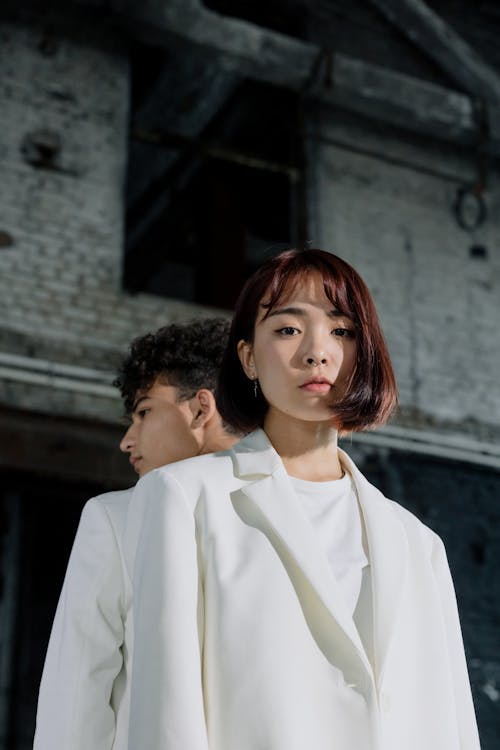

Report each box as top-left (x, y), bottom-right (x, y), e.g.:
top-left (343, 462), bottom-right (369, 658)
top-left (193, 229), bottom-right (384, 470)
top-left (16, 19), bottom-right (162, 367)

top-left (289, 473), bottom-right (369, 617)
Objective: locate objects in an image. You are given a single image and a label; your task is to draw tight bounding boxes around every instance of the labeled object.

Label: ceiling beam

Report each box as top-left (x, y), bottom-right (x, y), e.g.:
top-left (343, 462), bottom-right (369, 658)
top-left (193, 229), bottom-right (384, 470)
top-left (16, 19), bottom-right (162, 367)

top-left (368, 0), bottom-right (500, 103)
top-left (311, 52), bottom-right (478, 144)
top-left (104, 0), bottom-right (500, 154)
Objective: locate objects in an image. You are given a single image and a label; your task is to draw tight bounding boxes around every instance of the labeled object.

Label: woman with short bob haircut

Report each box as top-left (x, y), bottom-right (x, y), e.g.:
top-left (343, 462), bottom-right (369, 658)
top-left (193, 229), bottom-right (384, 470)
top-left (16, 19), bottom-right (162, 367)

top-left (128, 248), bottom-right (480, 750)
top-left (217, 247), bottom-right (397, 434)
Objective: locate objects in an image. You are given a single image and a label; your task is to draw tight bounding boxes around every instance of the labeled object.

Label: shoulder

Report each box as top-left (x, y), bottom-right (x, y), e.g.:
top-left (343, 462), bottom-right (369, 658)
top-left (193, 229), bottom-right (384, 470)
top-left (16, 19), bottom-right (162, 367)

top-left (341, 447), bottom-right (442, 552)
top-left (85, 486), bottom-right (134, 509)
top-left (137, 449), bottom-right (236, 506)
top-left (162, 448), bottom-right (234, 482)
top-left (387, 498), bottom-right (442, 550)
top-left (79, 487), bottom-right (134, 540)
top-left (369, 479), bottom-right (445, 561)
top-left (89, 487), bottom-right (134, 511)
top-left (62, 490), bottom-right (133, 595)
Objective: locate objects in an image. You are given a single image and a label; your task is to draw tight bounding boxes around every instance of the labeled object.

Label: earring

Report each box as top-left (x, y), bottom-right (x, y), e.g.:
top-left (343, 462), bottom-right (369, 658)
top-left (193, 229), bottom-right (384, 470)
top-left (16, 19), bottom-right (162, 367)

top-left (253, 378), bottom-right (258, 398)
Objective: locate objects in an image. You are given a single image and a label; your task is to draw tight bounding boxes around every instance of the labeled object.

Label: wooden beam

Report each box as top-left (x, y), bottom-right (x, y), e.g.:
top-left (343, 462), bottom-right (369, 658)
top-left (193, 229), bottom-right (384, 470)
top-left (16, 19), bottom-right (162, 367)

top-left (314, 53), bottom-right (478, 144)
top-left (369, 0), bottom-right (500, 102)
top-left (111, 0), bottom-right (318, 89)
top-left (106, 0), bottom-right (500, 154)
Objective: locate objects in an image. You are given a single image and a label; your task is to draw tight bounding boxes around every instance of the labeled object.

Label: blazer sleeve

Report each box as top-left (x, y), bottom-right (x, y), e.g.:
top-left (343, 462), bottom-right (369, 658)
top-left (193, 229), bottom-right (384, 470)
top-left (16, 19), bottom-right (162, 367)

top-left (431, 534), bottom-right (481, 750)
top-left (33, 498), bottom-right (126, 750)
top-left (127, 469), bottom-right (209, 750)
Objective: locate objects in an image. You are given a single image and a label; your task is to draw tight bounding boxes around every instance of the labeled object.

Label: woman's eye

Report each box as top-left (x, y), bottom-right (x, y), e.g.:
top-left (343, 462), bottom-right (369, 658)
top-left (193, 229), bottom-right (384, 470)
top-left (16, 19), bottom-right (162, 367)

top-left (333, 327), bottom-right (355, 338)
top-left (138, 409), bottom-right (150, 418)
top-left (277, 327), bottom-right (300, 336)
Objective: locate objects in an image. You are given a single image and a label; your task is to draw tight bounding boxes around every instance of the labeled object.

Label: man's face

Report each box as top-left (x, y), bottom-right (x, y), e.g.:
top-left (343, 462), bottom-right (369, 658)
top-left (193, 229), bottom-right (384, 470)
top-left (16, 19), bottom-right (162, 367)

top-left (119, 379), bottom-right (200, 477)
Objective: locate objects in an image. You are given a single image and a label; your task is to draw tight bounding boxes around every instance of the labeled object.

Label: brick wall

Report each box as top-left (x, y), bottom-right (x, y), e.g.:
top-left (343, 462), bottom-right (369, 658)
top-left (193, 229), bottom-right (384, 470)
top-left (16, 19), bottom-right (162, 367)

top-left (0, 16), bottom-right (222, 423)
top-left (1, 17), bottom-right (499, 439)
top-left (309, 108), bottom-right (500, 442)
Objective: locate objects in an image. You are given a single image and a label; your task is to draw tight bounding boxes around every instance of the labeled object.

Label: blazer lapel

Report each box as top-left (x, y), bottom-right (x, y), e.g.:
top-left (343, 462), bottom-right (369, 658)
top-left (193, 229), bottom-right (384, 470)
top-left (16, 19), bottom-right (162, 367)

top-left (230, 431), bottom-right (374, 685)
top-left (341, 451), bottom-right (409, 686)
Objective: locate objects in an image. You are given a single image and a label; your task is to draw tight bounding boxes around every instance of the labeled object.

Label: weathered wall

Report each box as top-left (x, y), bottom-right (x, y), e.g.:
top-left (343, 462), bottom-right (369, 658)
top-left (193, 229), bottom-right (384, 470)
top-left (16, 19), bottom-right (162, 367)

top-left (1, 16), bottom-right (499, 438)
top-left (0, 16), bottom-right (220, 425)
top-left (309, 108), bottom-right (500, 442)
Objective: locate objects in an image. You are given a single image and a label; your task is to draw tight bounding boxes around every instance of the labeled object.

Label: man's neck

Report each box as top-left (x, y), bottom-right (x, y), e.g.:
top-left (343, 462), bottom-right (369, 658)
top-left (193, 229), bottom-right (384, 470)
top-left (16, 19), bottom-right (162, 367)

top-left (200, 424), bottom-right (239, 455)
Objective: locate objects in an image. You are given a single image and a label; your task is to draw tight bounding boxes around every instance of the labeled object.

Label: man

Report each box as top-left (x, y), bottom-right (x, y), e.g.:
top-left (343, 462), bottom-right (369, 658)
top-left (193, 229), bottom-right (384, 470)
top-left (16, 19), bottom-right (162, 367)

top-left (34, 318), bottom-right (238, 750)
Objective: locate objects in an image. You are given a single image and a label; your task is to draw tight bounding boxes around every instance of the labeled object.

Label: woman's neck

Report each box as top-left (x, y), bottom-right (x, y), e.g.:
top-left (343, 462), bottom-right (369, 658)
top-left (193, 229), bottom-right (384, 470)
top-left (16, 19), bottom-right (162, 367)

top-left (263, 410), bottom-right (343, 482)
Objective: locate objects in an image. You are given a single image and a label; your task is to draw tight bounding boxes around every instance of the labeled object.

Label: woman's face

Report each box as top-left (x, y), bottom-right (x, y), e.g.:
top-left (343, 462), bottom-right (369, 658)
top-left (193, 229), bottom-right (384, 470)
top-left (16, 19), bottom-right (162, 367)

top-left (238, 272), bottom-right (357, 426)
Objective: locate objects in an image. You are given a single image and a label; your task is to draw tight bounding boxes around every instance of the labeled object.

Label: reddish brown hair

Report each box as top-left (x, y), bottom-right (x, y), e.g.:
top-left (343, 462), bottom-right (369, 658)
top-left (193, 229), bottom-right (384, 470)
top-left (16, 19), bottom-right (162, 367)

top-left (217, 248), bottom-right (398, 433)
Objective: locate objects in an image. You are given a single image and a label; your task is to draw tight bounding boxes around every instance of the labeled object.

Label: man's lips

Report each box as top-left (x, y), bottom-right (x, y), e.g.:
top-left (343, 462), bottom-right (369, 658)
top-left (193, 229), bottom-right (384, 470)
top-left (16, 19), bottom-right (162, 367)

top-left (129, 456), bottom-right (142, 472)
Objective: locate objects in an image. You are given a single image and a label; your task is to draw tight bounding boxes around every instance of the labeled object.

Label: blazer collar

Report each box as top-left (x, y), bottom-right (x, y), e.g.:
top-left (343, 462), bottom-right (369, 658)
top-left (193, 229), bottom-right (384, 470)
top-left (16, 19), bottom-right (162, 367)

top-left (230, 428), bottom-right (281, 479)
top-left (230, 429), bottom-right (408, 686)
top-left (230, 430), bottom-right (373, 685)
top-left (339, 450), bottom-right (409, 686)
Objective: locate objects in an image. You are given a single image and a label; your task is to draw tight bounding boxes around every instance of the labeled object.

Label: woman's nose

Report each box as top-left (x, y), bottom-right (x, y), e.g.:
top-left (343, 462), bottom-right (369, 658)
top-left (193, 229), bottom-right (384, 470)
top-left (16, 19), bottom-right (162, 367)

top-left (302, 350), bottom-right (328, 367)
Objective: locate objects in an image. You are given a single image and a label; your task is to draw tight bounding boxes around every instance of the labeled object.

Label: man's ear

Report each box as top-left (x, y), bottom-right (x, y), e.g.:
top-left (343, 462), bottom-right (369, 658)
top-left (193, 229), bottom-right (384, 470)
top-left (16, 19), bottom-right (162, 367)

top-left (190, 389), bottom-right (217, 427)
top-left (237, 339), bottom-right (256, 380)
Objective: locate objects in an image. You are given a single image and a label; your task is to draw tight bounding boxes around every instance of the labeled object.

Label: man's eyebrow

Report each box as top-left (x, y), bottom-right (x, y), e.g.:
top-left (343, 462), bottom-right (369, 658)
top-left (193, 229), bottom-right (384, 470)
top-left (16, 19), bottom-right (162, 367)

top-left (131, 395), bottom-right (150, 412)
top-left (265, 306), bottom-right (345, 319)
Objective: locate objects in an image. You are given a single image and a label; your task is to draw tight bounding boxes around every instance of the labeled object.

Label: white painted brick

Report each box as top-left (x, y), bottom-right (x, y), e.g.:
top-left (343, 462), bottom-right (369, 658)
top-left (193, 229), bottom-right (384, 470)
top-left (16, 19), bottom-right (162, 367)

top-left (311, 117), bottom-right (500, 432)
top-left (1, 14), bottom-right (498, 443)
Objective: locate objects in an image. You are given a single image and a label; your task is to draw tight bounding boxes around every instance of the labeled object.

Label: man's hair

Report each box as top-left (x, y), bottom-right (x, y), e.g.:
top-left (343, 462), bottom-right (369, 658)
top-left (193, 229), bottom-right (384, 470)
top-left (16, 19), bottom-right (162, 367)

top-left (114, 318), bottom-right (231, 414)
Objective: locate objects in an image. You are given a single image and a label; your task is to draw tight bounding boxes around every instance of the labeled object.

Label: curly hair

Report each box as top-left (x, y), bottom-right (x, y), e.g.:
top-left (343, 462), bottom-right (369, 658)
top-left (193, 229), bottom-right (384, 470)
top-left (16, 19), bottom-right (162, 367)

top-left (114, 318), bottom-right (231, 414)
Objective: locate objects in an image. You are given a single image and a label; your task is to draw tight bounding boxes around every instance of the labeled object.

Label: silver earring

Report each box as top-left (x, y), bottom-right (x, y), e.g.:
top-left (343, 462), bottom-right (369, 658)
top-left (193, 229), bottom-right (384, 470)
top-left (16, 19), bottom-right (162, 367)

top-left (253, 378), bottom-right (258, 398)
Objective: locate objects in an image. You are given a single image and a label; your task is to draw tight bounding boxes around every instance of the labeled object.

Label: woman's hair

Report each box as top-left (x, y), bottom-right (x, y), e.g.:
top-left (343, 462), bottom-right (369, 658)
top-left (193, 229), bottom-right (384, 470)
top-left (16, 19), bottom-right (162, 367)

top-left (217, 248), bottom-right (398, 433)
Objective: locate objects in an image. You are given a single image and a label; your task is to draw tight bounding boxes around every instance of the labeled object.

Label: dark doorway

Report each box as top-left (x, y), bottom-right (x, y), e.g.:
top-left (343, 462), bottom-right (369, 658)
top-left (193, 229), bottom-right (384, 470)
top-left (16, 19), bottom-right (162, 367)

top-left (0, 472), bottom-right (111, 750)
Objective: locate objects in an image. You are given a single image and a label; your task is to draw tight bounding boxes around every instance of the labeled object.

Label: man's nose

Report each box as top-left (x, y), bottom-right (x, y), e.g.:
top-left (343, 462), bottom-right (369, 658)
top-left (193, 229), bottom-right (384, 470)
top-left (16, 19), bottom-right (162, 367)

top-left (119, 424), bottom-right (135, 453)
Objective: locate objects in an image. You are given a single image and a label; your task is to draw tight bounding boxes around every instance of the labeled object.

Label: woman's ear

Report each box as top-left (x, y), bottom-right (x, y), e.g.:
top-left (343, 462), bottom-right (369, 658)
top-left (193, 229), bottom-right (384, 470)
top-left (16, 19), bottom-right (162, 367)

top-left (237, 339), bottom-right (256, 380)
top-left (190, 389), bottom-right (217, 427)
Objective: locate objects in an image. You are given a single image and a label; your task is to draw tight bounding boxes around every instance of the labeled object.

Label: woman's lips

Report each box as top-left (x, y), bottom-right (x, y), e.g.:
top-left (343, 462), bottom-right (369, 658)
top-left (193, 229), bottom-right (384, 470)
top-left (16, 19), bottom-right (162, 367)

top-left (300, 382), bottom-right (332, 394)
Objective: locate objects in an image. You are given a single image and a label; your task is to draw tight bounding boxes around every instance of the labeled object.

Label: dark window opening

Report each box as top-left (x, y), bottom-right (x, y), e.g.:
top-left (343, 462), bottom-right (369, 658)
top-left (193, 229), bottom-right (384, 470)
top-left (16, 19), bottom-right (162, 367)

top-left (124, 45), bottom-right (305, 309)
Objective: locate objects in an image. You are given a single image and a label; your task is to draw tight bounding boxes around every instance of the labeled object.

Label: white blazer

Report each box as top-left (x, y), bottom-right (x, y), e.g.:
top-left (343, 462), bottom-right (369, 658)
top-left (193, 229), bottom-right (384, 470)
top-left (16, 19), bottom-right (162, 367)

top-left (127, 429), bottom-right (480, 750)
top-left (34, 489), bottom-right (134, 750)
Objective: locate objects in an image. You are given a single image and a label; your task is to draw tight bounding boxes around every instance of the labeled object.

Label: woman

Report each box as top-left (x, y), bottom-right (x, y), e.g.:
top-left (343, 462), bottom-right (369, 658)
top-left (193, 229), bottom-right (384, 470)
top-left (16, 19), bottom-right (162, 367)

top-left (127, 249), bottom-right (480, 750)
